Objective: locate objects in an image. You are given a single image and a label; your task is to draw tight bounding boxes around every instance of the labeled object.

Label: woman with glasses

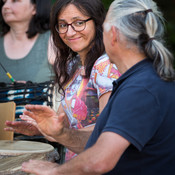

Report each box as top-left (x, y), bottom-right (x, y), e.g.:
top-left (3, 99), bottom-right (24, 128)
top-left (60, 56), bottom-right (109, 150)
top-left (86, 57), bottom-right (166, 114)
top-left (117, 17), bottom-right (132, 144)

top-left (5, 0), bottom-right (120, 163)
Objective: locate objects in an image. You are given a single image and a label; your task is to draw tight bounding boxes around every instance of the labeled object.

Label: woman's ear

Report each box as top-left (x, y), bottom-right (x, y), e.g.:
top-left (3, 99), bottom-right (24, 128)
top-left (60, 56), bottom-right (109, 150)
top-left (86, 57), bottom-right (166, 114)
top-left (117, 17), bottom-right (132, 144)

top-left (32, 4), bottom-right (36, 16)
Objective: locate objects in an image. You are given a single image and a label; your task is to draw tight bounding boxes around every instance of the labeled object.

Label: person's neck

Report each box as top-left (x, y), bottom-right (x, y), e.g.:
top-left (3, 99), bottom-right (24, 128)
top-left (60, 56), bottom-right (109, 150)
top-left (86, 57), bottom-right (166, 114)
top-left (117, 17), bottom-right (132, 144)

top-left (7, 23), bottom-right (30, 41)
top-left (78, 52), bottom-right (86, 66)
top-left (4, 23), bottom-right (39, 60)
top-left (8, 30), bottom-right (28, 42)
top-left (113, 49), bottom-right (146, 75)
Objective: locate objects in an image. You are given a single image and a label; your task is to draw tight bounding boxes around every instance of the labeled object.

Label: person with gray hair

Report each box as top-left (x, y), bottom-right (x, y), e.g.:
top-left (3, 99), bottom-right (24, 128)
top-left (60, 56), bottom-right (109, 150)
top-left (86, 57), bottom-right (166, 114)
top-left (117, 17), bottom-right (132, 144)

top-left (104, 0), bottom-right (175, 81)
top-left (21, 0), bottom-right (175, 174)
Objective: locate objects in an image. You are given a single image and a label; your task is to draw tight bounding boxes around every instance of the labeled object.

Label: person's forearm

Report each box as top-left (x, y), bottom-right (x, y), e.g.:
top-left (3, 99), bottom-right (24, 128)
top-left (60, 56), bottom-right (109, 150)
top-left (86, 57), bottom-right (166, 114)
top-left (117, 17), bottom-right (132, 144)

top-left (22, 132), bottom-right (129, 175)
top-left (52, 145), bottom-right (103, 175)
top-left (52, 128), bottom-right (92, 153)
top-left (51, 132), bottom-right (129, 175)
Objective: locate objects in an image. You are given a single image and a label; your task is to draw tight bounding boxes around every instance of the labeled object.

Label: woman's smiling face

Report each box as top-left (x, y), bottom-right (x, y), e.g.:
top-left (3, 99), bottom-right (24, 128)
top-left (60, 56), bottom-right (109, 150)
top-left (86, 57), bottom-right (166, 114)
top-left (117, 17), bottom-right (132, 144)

top-left (58, 4), bottom-right (96, 57)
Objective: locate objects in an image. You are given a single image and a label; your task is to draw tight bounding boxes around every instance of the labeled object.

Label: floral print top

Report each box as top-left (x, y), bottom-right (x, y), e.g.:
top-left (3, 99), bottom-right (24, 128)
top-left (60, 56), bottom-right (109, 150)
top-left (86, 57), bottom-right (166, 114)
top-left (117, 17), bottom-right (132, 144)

top-left (61, 54), bottom-right (121, 161)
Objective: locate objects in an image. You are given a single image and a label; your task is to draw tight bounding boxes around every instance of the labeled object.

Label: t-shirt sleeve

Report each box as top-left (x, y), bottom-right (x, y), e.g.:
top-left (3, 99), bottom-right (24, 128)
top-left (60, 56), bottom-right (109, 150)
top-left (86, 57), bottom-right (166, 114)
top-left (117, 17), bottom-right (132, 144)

top-left (91, 54), bottom-right (121, 98)
top-left (102, 86), bottom-right (163, 151)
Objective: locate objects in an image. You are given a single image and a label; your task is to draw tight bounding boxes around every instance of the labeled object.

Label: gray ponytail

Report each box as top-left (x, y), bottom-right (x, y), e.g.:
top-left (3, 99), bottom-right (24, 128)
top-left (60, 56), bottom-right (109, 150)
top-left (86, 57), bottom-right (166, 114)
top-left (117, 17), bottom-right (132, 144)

top-left (105, 0), bottom-right (175, 81)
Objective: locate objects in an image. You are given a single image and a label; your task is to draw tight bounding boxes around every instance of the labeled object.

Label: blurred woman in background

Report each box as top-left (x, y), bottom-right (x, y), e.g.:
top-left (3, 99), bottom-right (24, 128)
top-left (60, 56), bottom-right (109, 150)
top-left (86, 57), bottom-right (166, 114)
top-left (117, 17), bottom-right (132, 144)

top-left (0, 0), bottom-right (55, 118)
top-left (0, 0), bottom-right (53, 83)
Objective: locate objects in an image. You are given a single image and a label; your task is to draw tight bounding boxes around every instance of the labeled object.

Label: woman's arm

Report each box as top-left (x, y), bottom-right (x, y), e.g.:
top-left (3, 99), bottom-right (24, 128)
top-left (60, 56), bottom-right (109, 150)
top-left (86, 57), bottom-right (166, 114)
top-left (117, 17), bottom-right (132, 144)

top-left (47, 36), bottom-right (56, 65)
top-left (99, 91), bottom-right (111, 113)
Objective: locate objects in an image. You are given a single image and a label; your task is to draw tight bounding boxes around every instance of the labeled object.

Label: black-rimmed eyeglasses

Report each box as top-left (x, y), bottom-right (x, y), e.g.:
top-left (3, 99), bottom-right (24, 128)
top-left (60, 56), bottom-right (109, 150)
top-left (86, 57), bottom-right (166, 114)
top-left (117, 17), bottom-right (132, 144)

top-left (55, 18), bottom-right (92, 34)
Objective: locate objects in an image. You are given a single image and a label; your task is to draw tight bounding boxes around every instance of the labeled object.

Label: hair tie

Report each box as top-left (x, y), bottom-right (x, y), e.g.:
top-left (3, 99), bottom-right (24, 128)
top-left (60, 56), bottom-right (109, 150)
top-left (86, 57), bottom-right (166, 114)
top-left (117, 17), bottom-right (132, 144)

top-left (145, 9), bottom-right (153, 14)
top-left (149, 37), bottom-right (155, 41)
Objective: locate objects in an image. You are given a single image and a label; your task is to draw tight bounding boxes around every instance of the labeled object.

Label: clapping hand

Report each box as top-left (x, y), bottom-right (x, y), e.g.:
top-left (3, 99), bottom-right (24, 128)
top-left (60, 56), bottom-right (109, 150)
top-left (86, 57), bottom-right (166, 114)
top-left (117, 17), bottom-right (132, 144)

top-left (5, 118), bottom-right (41, 136)
top-left (24, 105), bottom-right (67, 139)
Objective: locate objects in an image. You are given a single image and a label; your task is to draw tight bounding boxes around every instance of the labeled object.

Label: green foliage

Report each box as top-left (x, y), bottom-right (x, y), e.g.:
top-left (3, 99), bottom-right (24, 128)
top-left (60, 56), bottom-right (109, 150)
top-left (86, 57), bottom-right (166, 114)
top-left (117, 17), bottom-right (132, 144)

top-left (102, 0), bottom-right (113, 10)
top-left (51, 0), bottom-right (56, 4)
top-left (155, 0), bottom-right (175, 64)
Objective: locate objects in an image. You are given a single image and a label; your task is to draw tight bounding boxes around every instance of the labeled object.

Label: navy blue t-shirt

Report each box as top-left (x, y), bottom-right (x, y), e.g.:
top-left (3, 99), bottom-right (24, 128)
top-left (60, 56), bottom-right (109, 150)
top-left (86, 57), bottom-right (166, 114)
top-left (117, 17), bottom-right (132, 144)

top-left (86, 59), bottom-right (175, 175)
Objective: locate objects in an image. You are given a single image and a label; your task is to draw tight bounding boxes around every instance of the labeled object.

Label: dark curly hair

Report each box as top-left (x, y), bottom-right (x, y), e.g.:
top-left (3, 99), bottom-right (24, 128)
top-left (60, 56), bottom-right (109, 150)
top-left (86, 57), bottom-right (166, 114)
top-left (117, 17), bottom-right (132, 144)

top-left (0, 0), bottom-right (51, 38)
top-left (50, 0), bottom-right (106, 96)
